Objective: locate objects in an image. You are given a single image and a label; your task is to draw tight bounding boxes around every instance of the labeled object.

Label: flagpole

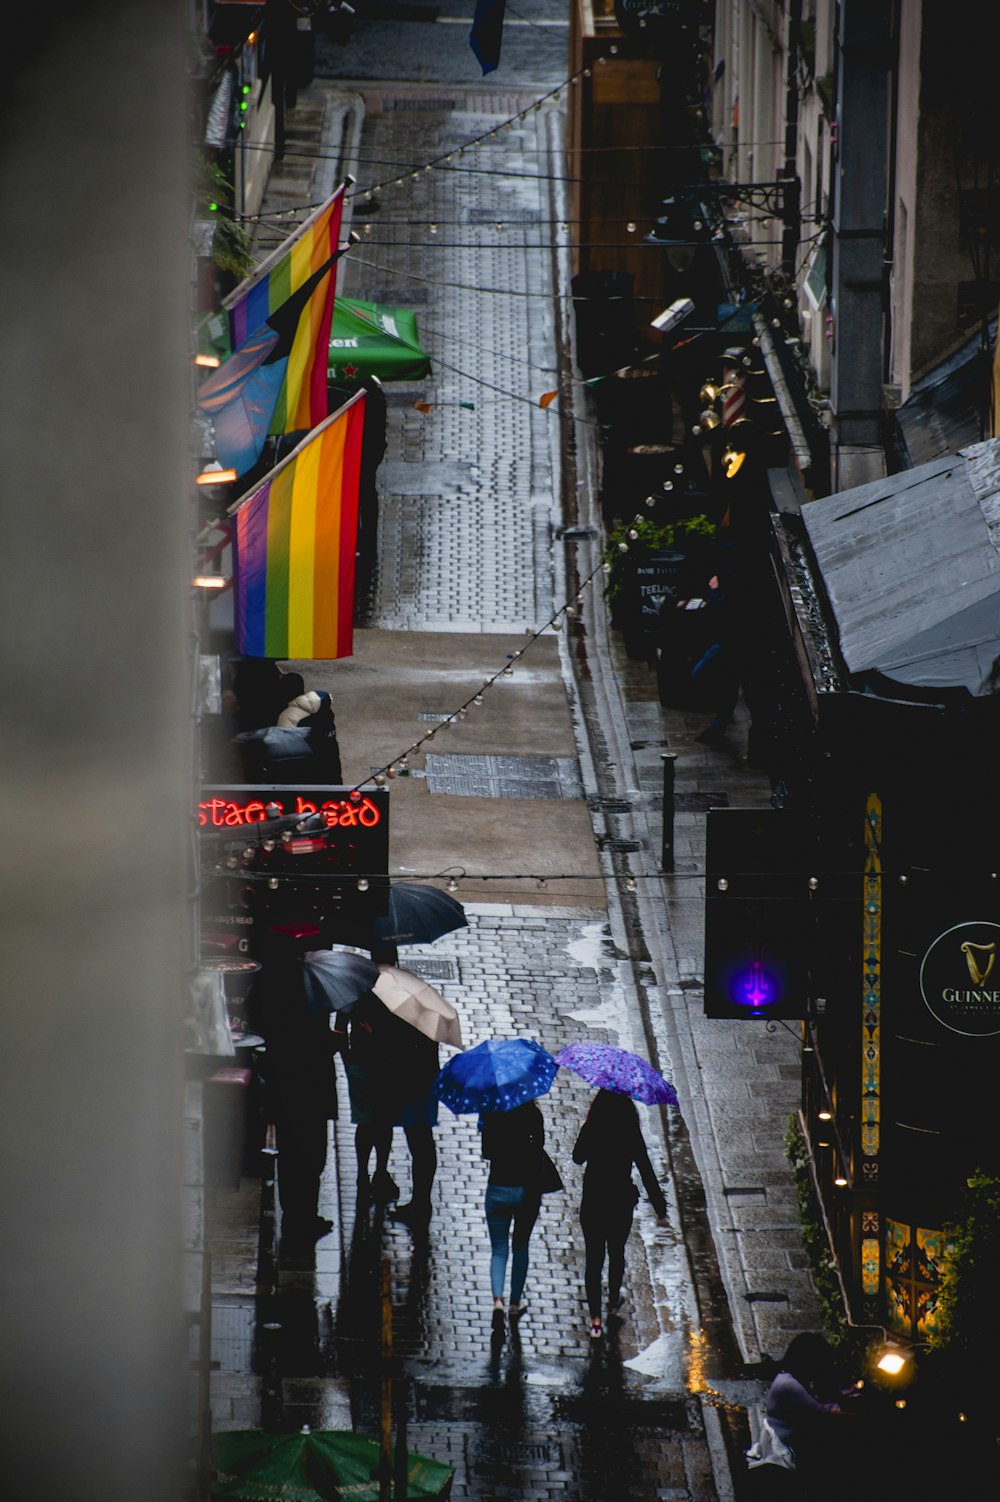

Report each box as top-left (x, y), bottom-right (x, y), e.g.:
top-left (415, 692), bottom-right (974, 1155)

top-left (225, 387), bottom-right (367, 518)
top-left (221, 178), bottom-right (353, 310)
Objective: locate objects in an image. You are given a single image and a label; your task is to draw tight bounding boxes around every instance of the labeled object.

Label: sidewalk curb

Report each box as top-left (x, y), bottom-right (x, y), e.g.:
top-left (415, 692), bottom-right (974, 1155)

top-left (545, 110), bottom-right (737, 1502)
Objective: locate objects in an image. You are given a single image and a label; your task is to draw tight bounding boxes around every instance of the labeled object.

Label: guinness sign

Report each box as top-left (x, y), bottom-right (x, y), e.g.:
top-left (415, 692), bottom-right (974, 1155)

top-left (919, 921), bottom-right (1000, 1037)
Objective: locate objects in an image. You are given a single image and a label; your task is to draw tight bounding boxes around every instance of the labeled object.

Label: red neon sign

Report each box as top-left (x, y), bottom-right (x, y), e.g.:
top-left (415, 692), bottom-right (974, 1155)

top-left (198, 794), bottom-right (382, 829)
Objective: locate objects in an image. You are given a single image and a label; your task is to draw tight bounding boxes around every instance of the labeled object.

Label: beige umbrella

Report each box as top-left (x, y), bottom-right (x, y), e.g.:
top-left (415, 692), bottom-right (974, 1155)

top-left (372, 965), bottom-right (463, 1049)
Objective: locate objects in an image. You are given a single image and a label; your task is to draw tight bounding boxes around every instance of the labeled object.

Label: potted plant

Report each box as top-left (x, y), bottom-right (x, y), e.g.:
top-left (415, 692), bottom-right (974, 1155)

top-left (605, 513), bottom-right (716, 659)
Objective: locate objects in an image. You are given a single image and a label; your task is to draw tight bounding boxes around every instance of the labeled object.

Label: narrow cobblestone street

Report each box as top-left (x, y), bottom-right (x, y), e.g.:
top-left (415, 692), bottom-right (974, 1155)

top-left (202, 18), bottom-right (818, 1499)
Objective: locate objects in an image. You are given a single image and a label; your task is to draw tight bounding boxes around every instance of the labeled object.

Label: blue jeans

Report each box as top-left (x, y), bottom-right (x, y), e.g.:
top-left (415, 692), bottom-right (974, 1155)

top-left (485, 1184), bottom-right (541, 1302)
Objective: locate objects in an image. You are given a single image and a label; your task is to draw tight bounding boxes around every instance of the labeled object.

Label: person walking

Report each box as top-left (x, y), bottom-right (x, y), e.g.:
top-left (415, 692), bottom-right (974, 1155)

top-left (247, 933), bottom-right (343, 1254)
top-left (572, 1088), bottom-right (666, 1339)
top-left (342, 993), bottom-right (440, 1220)
top-left (480, 1098), bottom-right (560, 1339)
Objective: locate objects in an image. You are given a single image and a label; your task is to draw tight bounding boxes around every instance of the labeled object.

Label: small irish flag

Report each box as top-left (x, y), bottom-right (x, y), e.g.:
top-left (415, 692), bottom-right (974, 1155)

top-left (229, 390), bottom-right (366, 660)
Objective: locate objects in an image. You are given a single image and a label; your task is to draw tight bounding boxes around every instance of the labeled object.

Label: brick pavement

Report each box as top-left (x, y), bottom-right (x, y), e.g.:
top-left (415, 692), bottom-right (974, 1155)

top-left (206, 906), bottom-right (724, 1499)
top-left (343, 84), bottom-right (561, 635)
top-left (202, 66), bottom-right (826, 1502)
top-left (305, 906), bottom-right (714, 1501)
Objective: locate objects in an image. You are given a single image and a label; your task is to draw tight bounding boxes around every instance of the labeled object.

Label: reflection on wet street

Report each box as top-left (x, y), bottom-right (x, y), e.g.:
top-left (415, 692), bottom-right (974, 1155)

top-left (206, 907), bottom-right (748, 1499)
top-left (200, 14), bottom-right (774, 1497)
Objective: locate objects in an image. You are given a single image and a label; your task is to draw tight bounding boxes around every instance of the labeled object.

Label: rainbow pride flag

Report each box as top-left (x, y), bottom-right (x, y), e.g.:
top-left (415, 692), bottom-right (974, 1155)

top-left (229, 390), bottom-right (366, 659)
top-left (222, 184), bottom-right (345, 437)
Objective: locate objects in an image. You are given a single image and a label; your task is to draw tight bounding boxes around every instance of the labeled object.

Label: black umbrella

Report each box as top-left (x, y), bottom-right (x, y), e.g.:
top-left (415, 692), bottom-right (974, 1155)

top-left (373, 882), bottom-right (468, 946)
top-left (234, 725), bottom-right (314, 761)
top-left (302, 950), bottom-right (380, 1016)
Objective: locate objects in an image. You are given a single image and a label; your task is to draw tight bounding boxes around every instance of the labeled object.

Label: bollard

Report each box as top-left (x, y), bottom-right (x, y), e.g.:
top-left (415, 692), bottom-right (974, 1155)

top-left (661, 753), bottom-right (678, 872)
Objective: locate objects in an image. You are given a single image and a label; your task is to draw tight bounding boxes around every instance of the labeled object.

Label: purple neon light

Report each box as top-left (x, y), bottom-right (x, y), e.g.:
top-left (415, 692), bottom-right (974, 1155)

top-left (730, 956), bottom-right (781, 1011)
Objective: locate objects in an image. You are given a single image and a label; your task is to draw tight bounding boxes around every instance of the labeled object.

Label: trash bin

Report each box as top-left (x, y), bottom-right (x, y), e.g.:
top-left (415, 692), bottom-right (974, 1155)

top-left (656, 594), bottom-right (717, 707)
top-left (571, 271), bottom-right (635, 378)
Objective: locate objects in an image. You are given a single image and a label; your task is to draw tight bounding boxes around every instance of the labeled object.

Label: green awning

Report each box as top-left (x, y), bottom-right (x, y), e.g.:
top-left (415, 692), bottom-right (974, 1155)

top-left (328, 297), bottom-right (431, 383)
top-left (211, 1428), bottom-right (454, 1501)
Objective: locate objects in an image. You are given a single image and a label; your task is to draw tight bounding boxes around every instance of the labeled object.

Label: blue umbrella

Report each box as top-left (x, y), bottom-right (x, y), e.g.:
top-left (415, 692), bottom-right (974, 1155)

top-left (433, 1038), bottom-right (558, 1115)
top-left (554, 1042), bottom-right (678, 1106)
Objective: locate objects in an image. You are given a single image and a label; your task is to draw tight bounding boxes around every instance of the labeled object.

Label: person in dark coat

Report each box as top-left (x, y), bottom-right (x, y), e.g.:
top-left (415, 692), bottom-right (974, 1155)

top-left (342, 993), bottom-right (440, 1223)
top-left (572, 1089), bottom-right (666, 1339)
top-left (480, 1100), bottom-right (551, 1338)
top-left (247, 939), bottom-right (343, 1253)
top-left (751, 1332), bottom-right (851, 1497)
top-left (231, 659), bottom-right (343, 784)
top-left (232, 658), bottom-right (303, 733)
top-left (692, 574), bottom-right (741, 747)
top-left (276, 687), bottom-right (343, 783)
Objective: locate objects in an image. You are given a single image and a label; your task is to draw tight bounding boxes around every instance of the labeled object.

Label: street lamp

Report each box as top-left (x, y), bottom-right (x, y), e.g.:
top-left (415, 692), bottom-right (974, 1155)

top-left (645, 197), bottom-right (712, 273)
top-left (647, 177), bottom-right (802, 279)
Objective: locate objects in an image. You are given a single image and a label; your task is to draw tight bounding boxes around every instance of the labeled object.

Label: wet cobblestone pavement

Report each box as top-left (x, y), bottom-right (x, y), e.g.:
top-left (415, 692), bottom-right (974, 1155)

top-left (345, 83), bottom-right (561, 634)
top-left (209, 908), bottom-right (726, 1500)
top-left (201, 31), bottom-right (822, 1499)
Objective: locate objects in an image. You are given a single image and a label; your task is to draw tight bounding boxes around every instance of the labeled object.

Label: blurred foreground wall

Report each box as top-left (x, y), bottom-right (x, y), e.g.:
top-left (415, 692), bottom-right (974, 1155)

top-left (0, 4), bottom-right (192, 1498)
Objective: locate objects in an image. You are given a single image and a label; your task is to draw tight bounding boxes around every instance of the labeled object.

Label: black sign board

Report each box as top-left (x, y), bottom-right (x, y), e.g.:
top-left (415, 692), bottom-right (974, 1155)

top-left (703, 808), bottom-right (813, 1020)
top-left (199, 785), bottom-right (390, 957)
top-left (633, 551), bottom-right (686, 619)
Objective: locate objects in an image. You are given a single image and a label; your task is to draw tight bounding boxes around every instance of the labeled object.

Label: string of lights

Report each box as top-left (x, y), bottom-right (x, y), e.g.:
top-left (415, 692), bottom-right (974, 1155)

top-left (403, 348), bottom-right (596, 426)
top-left (346, 548), bottom-right (612, 791)
top-left (224, 51), bottom-right (716, 225)
top-left (342, 213), bottom-right (806, 232)
top-left (195, 44), bottom-right (848, 903)
top-left (340, 252), bottom-right (754, 317)
top-left (222, 142), bottom-right (793, 216)
top-left (348, 234), bottom-right (800, 251)
top-left (202, 861), bottom-right (909, 890)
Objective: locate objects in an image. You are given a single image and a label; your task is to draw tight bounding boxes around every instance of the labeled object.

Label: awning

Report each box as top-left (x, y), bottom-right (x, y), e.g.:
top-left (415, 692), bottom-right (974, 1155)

top-left (895, 319), bottom-right (997, 467)
top-left (800, 437), bottom-right (1000, 695)
top-left (204, 69), bottom-right (235, 150)
top-left (328, 297), bottom-right (431, 383)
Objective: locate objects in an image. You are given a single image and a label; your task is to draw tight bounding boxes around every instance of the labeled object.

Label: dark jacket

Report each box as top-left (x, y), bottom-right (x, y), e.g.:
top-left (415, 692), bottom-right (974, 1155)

top-left (481, 1101), bottom-right (547, 1190)
top-left (572, 1094), bottom-right (666, 1218)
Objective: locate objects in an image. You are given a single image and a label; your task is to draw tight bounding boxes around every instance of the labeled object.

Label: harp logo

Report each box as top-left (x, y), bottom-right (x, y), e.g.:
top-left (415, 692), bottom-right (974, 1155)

top-left (919, 922), bottom-right (1000, 1036)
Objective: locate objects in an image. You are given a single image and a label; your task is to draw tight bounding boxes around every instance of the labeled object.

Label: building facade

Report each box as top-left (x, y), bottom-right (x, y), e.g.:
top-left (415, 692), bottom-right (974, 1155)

top-left (569, 1), bottom-right (1000, 1344)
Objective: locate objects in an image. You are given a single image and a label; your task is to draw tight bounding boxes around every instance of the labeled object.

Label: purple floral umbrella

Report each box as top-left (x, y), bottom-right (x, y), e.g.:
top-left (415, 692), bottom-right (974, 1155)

top-left (555, 1042), bottom-right (678, 1106)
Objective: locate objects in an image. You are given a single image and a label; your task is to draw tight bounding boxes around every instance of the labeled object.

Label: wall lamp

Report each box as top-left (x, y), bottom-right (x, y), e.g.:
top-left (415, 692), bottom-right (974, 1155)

top-left (644, 197), bottom-right (711, 248)
top-left (196, 464), bottom-right (238, 486)
top-left (721, 444), bottom-right (746, 479)
top-left (648, 177), bottom-right (802, 276)
top-left (876, 1349), bottom-right (909, 1377)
